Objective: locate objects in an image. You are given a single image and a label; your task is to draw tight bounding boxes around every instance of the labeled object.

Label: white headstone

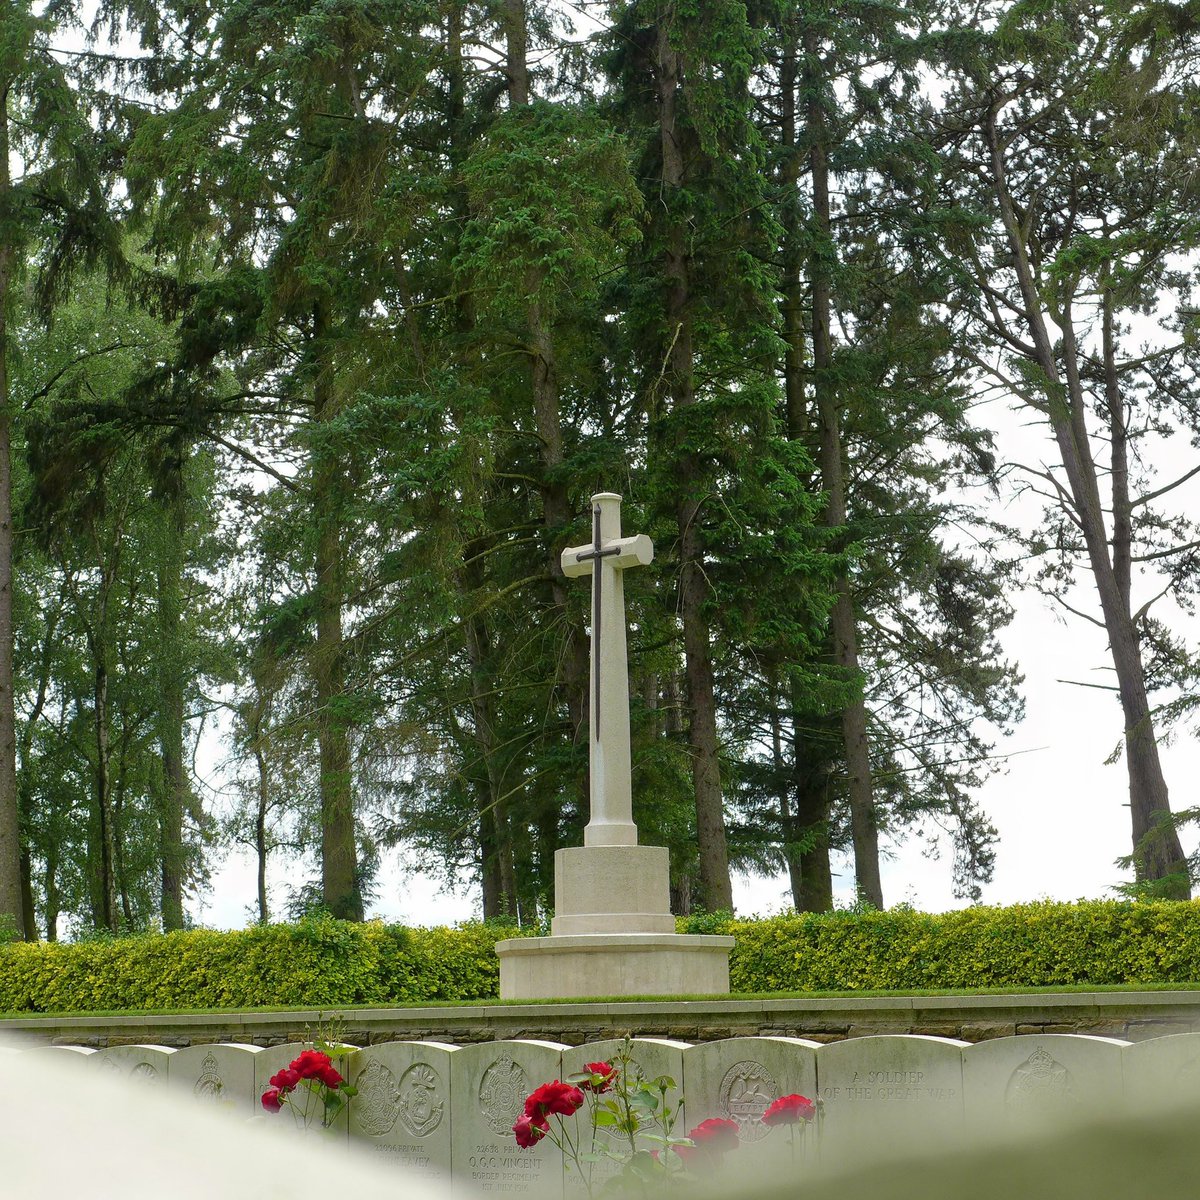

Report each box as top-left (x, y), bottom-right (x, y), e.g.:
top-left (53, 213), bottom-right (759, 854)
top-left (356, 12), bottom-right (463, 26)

top-left (1124, 1032), bottom-right (1200, 1110)
top-left (560, 1038), bottom-right (689, 1192)
top-left (93, 1043), bottom-right (175, 1085)
top-left (449, 1040), bottom-right (567, 1197)
top-left (817, 1036), bottom-right (967, 1159)
top-left (349, 1041), bottom-right (456, 1184)
top-left (168, 1043), bottom-right (263, 1114)
top-left (963, 1034), bottom-right (1129, 1132)
top-left (682, 1037), bottom-right (821, 1172)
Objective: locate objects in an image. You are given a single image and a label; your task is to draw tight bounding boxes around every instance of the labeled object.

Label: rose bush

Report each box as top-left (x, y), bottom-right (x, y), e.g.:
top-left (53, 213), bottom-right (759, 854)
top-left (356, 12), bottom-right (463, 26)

top-left (509, 1039), bottom-right (737, 1196)
top-left (260, 1043), bottom-right (356, 1131)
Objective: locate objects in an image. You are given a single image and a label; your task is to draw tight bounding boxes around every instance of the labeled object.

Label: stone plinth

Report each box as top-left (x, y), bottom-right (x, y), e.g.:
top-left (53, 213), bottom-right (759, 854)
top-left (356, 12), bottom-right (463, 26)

top-left (495, 933), bottom-right (734, 1000)
top-left (550, 846), bottom-right (675, 936)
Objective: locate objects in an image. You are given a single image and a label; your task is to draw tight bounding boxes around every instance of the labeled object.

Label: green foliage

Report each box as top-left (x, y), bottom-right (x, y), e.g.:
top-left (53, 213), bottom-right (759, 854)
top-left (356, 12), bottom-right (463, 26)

top-left (0, 916), bottom-right (510, 1013)
top-left (7, 903), bottom-right (1200, 1014)
top-left (720, 901), bottom-right (1200, 992)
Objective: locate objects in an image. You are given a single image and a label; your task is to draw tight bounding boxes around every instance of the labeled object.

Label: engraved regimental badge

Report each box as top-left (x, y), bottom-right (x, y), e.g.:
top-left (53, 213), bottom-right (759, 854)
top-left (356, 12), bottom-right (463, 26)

top-left (355, 1059), bottom-right (402, 1137)
top-left (192, 1052), bottom-right (224, 1100)
top-left (398, 1062), bottom-right (445, 1138)
top-left (719, 1060), bottom-right (779, 1141)
top-left (479, 1055), bottom-right (528, 1136)
top-left (1006, 1048), bottom-right (1075, 1111)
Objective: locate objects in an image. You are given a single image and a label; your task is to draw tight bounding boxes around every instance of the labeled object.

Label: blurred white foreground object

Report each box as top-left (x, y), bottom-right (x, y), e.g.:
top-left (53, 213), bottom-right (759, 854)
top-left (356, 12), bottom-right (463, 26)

top-left (0, 1038), bottom-right (457, 1200)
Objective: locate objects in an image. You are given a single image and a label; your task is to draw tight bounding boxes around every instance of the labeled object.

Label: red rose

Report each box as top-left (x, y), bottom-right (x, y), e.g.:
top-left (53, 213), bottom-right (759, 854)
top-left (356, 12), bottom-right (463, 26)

top-left (513, 1114), bottom-right (548, 1148)
top-left (260, 1087), bottom-right (284, 1113)
top-left (686, 1118), bottom-right (740, 1153)
top-left (762, 1094), bottom-right (816, 1126)
top-left (316, 1063), bottom-right (344, 1090)
top-left (291, 1049), bottom-right (334, 1080)
top-left (524, 1081), bottom-right (585, 1119)
top-left (581, 1062), bottom-right (617, 1093)
top-left (269, 1067), bottom-right (300, 1092)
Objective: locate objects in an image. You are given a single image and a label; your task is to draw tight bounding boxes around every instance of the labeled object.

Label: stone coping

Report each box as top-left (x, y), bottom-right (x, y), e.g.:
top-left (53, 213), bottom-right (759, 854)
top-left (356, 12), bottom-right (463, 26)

top-left (494, 933), bottom-right (737, 952)
top-left (3, 989), bottom-right (1200, 1047)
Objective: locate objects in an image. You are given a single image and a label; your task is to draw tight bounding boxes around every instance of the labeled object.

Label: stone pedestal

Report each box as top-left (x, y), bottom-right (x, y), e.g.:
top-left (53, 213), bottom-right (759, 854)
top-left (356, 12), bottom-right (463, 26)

top-left (550, 846), bottom-right (675, 935)
top-left (496, 931), bottom-right (734, 1000)
top-left (498, 843), bottom-right (733, 999)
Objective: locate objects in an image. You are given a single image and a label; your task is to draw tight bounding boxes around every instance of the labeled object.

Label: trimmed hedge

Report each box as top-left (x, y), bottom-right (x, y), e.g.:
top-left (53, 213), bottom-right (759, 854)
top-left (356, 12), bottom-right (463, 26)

top-left (2, 901), bottom-right (1200, 1014)
top-left (716, 900), bottom-right (1200, 992)
top-left (0, 919), bottom-right (514, 1013)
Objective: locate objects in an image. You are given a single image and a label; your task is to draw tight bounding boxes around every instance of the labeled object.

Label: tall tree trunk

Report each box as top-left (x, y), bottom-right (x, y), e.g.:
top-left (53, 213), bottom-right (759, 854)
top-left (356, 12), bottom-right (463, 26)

top-left (463, 552), bottom-right (514, 919)
top-left (806, 33), bottom-right (882, 909)
top-left (15, 598), bottom-right (56, 942)
top-left (768, 671), bottom-right (805, 904)
top-left (253, 730), bottom-right (269, 924)
top-left (985, 114), bottom-right (1188, 896)
top-left (778, 21), bottom-right (809, 446)
top-left (114, 739), bottom-right (134, 928)
top-left (311, 304), bottom-right (362, 921)
top-left (793, 706), bottom-right (835, 912)
top-left (778, 20), bottom-right (832, 911)
top-left (504, 4), bottom-right (589, 809)
top-left (0, 82), bottom-right (23, 939)
top-left (503, 0), bottom-right (529, 106)
top-left (43, 843), bottom-right (59, 942)
top-left (157, 477), bottom-right (188, 931)
top-left (655, 23), bottom-right (733, 913)
top-left (93, 654), bottom-right (116, 931)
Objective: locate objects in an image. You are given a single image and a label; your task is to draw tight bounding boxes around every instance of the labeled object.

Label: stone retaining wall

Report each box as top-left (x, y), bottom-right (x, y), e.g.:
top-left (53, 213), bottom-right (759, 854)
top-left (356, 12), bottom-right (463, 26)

top-left (4, 990), bottom-right (1200, 1049)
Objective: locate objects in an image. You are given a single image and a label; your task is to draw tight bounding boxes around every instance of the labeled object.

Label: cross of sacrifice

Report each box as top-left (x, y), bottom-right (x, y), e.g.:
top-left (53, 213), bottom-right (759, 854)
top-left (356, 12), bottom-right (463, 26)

top-left (561, 493), bottom-right (653, 848)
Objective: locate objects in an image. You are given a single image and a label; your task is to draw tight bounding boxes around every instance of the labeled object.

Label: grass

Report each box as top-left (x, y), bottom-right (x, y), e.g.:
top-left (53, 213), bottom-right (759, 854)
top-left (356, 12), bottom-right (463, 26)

top-left (3, 980), bottom-right (1200, 1022)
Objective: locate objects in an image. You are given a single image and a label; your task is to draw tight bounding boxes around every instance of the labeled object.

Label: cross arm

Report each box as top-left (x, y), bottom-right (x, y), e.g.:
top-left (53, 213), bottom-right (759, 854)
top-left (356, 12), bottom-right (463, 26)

top-left (561, 534), bottom-right (654, 577)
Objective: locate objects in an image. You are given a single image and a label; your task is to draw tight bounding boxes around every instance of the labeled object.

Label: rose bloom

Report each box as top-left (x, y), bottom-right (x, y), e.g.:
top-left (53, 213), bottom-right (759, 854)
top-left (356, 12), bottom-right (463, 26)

top-left (524, 1081), bottom-right (585, 1119)
top-left (269, 1067), bottom-right (301, 1092)
top-left (512, 1114), bottom-right (548, 1148)
top-left (581, 1062), bottom-right (617, 1093)
top-left (291, 1049), bottom-right (335, 1081)
top-left (316, 1063), bottom-right (344, 1090)
top-left (687, 1118), bottom-right (740, 1153)
top-left (761, 1094), bottom-right (816, 1126)
top-left (260, 1087), bottom-right (284, 1113)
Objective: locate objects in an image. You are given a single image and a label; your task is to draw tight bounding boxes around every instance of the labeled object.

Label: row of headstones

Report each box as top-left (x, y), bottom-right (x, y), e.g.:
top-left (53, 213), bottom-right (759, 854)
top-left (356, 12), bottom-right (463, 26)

top-left (26, 1033), bottom-right (1200, 1189)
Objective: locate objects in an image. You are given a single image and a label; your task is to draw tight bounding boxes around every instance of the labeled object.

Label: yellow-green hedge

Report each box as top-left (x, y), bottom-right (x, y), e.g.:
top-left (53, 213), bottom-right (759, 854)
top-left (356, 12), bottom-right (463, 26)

top-left (713, 900), bottom-right (1200, 992)
top-left (0, 918), bottom-right (513, 1013)
top-left (3, 901), bottom-right (1200, 1014)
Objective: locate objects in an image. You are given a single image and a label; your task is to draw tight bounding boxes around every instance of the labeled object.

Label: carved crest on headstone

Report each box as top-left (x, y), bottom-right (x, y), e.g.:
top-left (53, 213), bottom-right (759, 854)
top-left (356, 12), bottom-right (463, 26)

top-left (192, 1052), bottom-right (224, 1100)
top-left (479, 1055), bottom-right (528, 1136)
top-left (719, 1060), bottom-right (778, 1141)
top-left (399, 1062), bottom-right (445, 1138)
top-left (1005, 1048), bottom-right (1074, 1110)
top-left (130, 1062), bottom-right (159, 1083)
top-left (355, 1059), bottom-right (401, 1137)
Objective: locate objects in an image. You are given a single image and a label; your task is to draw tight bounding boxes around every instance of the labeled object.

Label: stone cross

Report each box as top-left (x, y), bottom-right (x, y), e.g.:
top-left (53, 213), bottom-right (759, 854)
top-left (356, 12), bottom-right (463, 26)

top-left (561, 493), bottom-right (653, 847)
